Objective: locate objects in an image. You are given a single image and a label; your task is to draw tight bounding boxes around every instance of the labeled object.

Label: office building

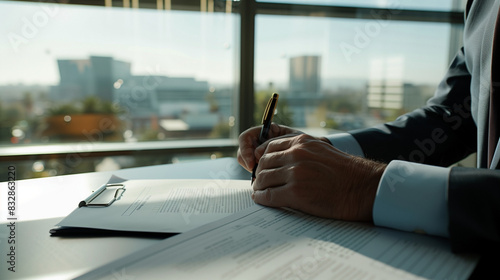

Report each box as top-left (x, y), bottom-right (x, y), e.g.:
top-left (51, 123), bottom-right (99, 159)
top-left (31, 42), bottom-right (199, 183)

top-left (52, 56), bottom-right (132, 102)
top-left (287, 55), bottom-right (322, 127)
top-left (367, 57), bottom-right (404, 110)
top-left (289, 55), bottom-right (321, 97)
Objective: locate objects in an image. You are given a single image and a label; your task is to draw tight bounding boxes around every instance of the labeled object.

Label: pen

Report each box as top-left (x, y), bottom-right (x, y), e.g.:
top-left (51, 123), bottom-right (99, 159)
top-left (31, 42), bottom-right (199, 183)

top-left (251, 93), bottom-right (279, 185)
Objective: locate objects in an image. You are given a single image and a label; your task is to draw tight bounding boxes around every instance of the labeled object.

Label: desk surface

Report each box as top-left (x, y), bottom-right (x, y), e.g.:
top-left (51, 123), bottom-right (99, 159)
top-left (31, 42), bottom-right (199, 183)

top-left (0, 157), bottom-right (249, 280)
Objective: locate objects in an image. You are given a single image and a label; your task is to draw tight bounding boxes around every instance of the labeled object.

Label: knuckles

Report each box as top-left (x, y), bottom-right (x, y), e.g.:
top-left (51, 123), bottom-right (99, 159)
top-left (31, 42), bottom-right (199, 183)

top-left (294, 133), bottom-right (313, 142)
top-left (285, 164), bottom-right (302, 181)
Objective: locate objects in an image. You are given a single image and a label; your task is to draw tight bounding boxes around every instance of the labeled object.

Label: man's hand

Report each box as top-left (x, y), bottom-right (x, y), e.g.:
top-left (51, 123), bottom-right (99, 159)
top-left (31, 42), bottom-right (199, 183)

top-left (237, 124), bottom-right (303, 172)
top-left (250, 133), bottom-right (386, 222)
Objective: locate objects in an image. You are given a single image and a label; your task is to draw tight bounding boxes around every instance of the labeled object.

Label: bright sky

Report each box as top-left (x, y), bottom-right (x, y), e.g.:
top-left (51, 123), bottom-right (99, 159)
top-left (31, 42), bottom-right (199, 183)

top-left (0, 1), bottom-right (461, 89)
top-left (0, 1), bottom-right (237, 86)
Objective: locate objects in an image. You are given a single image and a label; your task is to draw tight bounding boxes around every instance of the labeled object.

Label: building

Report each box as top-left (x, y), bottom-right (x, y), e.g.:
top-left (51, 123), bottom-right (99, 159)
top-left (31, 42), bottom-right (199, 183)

top-left (288, 55), bottom-right (322, 127)
top-left (51, 56), bottom-right (132, 102)
top-left (366, 57), bottom-right (404, 110)
top-left (289, 55), bottom-right (321, 98)
top-left (50, 55), bottom-right (233, 140)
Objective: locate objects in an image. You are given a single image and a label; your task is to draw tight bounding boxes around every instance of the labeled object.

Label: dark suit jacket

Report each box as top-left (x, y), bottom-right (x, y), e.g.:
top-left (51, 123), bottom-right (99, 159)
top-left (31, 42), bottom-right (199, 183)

top-left (349, 0), bottom-right (500, 254)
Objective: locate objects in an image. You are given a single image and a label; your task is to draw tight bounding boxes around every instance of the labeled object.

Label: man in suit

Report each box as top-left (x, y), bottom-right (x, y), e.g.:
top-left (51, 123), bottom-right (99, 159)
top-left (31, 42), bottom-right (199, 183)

top-left (237, 0), bottom-right (499, 254)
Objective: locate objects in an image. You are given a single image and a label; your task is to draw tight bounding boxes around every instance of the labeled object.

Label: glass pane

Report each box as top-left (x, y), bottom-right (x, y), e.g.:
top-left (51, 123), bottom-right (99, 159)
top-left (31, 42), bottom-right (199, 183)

top-left (0, 1), bottom-right (238, 146)
top-left (255, 14), bottom-right (458, 135)
top-left (257, 0), bottom-right (467, 12)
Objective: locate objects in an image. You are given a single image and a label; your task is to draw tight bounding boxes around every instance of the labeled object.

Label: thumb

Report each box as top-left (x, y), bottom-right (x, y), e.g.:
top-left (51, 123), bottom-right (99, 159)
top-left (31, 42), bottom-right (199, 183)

top-left (267, 123), bottom-right (281, 138)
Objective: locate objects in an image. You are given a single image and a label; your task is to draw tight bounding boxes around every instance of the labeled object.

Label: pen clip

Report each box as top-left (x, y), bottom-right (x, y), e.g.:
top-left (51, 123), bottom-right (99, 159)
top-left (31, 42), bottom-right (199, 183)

top-left (262, 98), bottom-right (272, 125)
top-left (261, 93), bottom-right (278, 125)
top-left (78, 183), bottom-right (125, 207)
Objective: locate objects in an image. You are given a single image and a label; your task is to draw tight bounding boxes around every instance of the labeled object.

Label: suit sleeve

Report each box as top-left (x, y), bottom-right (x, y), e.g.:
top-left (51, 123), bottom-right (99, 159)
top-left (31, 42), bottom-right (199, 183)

top-left (350, 47), bottom-right (477, 167)
top-left (448, 167), bottom-right (500, 253)
top-left (346, 48), bottom-right (500, 254)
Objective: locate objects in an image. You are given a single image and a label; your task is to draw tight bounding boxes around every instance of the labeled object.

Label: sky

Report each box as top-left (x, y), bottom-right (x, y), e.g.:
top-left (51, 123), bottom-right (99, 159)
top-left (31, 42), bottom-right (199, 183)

top-left (0, 1), bottom-right (462, 90)
top-left (0, 1), bottom-right (237, 86)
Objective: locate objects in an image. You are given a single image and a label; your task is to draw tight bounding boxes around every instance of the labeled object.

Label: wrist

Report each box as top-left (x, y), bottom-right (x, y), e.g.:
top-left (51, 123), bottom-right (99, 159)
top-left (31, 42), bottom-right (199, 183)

top-left (351, 157), bottom-right (386, 222)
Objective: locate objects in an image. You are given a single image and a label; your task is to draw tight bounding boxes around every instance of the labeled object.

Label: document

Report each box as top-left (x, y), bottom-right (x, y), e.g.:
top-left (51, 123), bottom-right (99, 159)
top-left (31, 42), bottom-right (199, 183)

top-left (75, 205), bottom-right (479, 280)
top-left (54, 179), bottom-right (254, 234)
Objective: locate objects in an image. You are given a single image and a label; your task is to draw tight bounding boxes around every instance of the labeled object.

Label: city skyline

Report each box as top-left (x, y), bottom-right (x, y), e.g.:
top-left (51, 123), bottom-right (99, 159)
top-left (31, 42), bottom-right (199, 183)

top-left (1, 1), bottom-right (458, 91)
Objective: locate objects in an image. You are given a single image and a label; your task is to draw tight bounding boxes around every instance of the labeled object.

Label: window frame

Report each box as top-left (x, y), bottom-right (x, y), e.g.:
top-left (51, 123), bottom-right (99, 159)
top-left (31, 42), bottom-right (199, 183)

top-left (0, 0), bottom-right (464, 165)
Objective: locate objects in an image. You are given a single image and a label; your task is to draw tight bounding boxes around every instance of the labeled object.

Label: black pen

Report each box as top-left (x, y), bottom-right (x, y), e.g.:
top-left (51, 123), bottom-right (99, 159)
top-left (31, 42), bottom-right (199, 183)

top-left (251, 93), bottom-right (279, 185)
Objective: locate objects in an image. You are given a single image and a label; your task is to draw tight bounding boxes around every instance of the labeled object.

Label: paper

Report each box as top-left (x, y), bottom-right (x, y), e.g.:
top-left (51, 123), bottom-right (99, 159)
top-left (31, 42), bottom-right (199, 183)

top-left (56, 179), bottom-right (254, 233)
top-left (75, 205), bottom-right (479, 280)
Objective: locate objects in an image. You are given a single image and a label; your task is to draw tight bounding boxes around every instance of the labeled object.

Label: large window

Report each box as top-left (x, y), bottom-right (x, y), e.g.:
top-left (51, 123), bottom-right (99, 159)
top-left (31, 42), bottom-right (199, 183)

top-left (1, 1), bottom-right (238, 144)
top-left (255, 16), bottom-right (453, 134)
top-left (0, 0), bottom-right (465, 180)
top-left (0, 0), bottom-right (239, 179)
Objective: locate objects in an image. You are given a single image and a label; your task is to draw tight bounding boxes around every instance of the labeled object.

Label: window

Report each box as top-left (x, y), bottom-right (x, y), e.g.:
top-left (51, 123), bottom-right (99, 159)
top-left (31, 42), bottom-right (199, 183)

top-left (0, 0), bottom-right (465, 180)
top-left (255, 15), bottom-right (454, 134)
top-left (1, 1), bottom-right (238, 144)
top-left (1, 0), bottom-right (239, 180)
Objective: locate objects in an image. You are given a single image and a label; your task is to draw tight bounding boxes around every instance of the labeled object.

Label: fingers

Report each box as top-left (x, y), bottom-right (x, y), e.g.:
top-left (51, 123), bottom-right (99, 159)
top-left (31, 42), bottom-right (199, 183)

top-left (266, 123), bottom-right (290, 139)
top-left (252, 185), bottom-right (296, 209)
top-left (263, 123), bottom-right (302, 143)
top-left (255, 137), bottom-right (291, 160)
top-left (237, 126), bottom-right (262, 171)
top-left (254, 132), bottom-right (309, 161)
top-left (267, 123), bottom-right (281, 139)
top-left (253, 135), bottom-right (317, 186)
top-left (238, 124), bottom-right (298, 171)
top-left (237, 149), bottom-right (252, 172)
top-left (252, 163), bottom-right (289, 190)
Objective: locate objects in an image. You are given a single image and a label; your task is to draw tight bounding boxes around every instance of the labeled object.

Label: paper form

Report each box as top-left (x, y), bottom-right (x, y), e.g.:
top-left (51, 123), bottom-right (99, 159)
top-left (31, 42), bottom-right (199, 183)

top-left (56, 179), bottom-right (254, 233)
top-left (75, 205), bottom-right (479, 280)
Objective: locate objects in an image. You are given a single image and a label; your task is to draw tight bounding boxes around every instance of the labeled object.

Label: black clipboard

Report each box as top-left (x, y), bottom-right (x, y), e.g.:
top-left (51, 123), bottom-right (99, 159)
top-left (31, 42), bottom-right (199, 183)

top-left (50, 182), bottom-right (175, 238)
top-left (49, 226), bottom-right (176, 238)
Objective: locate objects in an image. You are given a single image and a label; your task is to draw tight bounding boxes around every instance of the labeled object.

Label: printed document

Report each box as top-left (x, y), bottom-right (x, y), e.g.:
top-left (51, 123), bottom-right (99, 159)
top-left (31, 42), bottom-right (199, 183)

top-left (76, 205), bottom-right (479, 280)
top-left (55, 179), bottom-right (254, 233)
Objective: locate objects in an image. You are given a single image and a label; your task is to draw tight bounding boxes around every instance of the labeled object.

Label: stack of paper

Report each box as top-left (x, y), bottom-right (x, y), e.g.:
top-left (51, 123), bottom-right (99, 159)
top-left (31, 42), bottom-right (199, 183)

top-left (74, 205), bottom-right (479, 279)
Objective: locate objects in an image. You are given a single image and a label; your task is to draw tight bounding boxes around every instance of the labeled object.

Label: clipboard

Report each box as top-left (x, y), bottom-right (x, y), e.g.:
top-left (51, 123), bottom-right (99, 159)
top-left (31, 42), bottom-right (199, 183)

top-left (51, 182), bottom-right (168, 238)
top-left (50, 177), bottom-right (255, 237)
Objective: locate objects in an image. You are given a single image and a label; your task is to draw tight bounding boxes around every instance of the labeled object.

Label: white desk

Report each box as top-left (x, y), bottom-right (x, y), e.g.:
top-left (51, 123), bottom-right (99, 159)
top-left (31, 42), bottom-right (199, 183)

top-left (0, 158), bottom-right (249, 280)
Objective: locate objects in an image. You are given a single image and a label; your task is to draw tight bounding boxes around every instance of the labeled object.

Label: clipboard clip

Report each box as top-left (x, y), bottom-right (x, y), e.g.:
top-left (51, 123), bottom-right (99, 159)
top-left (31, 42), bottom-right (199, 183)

top-left (78, 183), bottom-right (125, 207)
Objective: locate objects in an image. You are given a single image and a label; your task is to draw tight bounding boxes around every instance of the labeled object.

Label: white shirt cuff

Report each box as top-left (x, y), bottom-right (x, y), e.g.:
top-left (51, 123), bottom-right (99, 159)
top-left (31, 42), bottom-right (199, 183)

top-left (325, 133), bottom-right (364, 157)
top-left (373, 160), bottom-right (450, 237)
